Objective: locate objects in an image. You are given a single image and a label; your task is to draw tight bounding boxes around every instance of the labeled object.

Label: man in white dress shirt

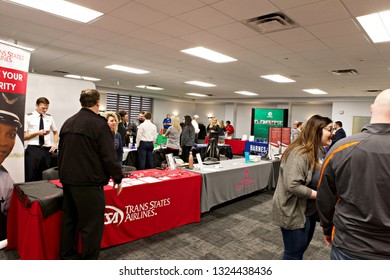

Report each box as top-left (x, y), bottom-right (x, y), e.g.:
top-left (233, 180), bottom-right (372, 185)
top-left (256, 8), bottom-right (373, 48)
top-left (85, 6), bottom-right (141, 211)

top-left (136, 112), bottom-right (157, 170)
top-left (24, 97), bottom-right (58, 181)
top-left (192, 114), bottom-right (200, 143)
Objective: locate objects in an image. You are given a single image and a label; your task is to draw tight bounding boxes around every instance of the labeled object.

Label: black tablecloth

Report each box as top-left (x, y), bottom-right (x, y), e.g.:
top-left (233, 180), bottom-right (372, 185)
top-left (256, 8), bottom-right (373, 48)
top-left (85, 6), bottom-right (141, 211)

top-left (15, 180), bottom-right (63, 218)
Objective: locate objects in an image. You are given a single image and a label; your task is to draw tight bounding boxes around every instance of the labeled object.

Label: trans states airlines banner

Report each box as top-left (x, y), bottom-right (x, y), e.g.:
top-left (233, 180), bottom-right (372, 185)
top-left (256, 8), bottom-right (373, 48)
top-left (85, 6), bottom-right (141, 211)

top-left (0, 42), bottom-right (30, 244)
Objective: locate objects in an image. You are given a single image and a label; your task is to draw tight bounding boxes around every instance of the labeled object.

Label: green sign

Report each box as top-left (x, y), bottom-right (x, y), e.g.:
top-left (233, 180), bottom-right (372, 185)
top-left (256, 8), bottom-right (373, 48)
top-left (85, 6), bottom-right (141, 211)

top-left (251, 108), bottom-right (287, 142)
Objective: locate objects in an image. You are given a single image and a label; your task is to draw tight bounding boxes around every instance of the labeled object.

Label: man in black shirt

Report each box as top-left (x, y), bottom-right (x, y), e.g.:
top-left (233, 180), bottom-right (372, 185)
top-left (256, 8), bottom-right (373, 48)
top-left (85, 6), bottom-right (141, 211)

top-left (58, 89), bottom-right (123, 260)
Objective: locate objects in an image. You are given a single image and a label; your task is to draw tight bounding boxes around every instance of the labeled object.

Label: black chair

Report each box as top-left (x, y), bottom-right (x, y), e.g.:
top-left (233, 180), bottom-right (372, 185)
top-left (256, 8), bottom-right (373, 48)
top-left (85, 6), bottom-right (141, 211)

top-left (42, 167), bottom-right (59, 180)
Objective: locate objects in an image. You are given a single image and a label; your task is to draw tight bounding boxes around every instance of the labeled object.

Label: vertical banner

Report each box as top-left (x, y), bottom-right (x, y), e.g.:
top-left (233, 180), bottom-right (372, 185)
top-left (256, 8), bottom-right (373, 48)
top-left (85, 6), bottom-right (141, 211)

top-left (251, 108), bottom-right (288, 142)
top-left (280, 127), bottom-right (291, 154)
top-left (268, 127), bottom-right (282, 159)
top-left (0, 42), bottom-right (31, 243)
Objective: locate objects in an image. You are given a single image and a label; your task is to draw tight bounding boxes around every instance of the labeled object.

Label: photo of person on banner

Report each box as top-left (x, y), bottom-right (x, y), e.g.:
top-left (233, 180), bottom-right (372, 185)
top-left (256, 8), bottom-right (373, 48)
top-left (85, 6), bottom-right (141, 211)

top-left (0, 108), bottom-right (22, 241)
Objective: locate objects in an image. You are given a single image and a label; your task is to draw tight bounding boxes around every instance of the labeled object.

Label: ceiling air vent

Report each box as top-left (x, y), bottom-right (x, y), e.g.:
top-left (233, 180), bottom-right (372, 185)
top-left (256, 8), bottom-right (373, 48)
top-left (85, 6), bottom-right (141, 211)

top-left (365, 89), bottom-right (382, 93)
top-left (53, 70), bottom-right (70, 74)
top-left (330, 69), bottom-right (359, 75)
top-left (242, 12), bottom-right (298, 34)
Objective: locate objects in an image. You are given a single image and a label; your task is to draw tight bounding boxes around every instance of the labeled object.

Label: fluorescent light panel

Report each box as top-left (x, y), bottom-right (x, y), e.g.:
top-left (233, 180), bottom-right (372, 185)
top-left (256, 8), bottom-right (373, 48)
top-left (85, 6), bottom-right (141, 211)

top-left (181, 47), bottom-right (237, 63)
top-left (235, 91), bottom-right (258, 96)
top-left (357, 10), bottom-right (390, 43)
top-left (186, 93), bottom-right (208, 97)
top-left (105, 64), bottom-right (150, 74)
top-left (136, 85), bottom-right (164, 90)
top-left (303, 89), bottom-right (328, 95)
top-left (261, 74), bottom-right (296, 83)
top-left (64, 74), bottom-right (101, 81)
top-left (7, 0), bottom-right (103, 23)
top-left (185, 80), bottom-right (216, 87)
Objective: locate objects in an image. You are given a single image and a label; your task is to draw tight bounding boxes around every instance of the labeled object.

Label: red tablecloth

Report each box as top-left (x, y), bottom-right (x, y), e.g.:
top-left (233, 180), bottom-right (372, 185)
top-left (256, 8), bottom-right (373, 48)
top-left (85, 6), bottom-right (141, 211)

top-left (7, 169), bottom-right (202, 259)
top-left (224, 139), bottom-right (247, 155)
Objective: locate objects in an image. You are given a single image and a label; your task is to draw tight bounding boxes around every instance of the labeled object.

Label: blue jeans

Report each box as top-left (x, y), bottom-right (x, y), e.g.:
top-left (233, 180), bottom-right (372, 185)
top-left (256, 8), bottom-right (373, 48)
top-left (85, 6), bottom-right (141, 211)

top-left (330, 246), bottom-right (365, 260)
top-left (281, 214), bottom-right (317, 260)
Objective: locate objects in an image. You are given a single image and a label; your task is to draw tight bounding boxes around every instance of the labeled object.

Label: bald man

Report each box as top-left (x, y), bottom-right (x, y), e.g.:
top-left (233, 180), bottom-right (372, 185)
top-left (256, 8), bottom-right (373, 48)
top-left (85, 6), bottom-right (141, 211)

top-left (317, 89), bottom-right (390, 260)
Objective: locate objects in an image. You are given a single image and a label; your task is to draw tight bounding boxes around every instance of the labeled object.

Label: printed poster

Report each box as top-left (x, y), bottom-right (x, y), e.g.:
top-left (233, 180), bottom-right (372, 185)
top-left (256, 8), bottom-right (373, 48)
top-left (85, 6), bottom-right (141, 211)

top-left (0, 42), bottom-right (31, 244)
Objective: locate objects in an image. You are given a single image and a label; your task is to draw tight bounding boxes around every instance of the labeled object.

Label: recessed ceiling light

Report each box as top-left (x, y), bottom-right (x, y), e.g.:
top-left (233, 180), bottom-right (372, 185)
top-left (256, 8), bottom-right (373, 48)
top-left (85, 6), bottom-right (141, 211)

top-left (82, 76), bottom-right (101, 82)
top-left (105, 64), bottom-right (150, 74)
top-left (185, 93), bottom-right (208, 97)
top-left (185, 81), bottom-right (216, 87)
top-left (136, 85), bottom-right (164, 90)
top-left (181, 47), bottom-right (237, 63)
top-left (235, 91), bottom-right (259, 96)
top-left (261, 74), bottom-right (296, 83)
top-left (357, 10), bottom-right (390, 43)
top-left (0, 39), bottom-right (35, 52)
top-left (7, 0), bottom-right (103, 23)
top-left (302, 89), bottom-right (328, 95)
top-left (64, 74), bottom-right (101, 81)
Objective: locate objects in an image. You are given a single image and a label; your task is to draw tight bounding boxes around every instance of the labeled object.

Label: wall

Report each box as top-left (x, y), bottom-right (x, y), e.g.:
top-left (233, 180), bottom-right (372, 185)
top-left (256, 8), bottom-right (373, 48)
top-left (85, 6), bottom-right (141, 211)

top-left (26, 73), bottom-right (95, 129)
top-left (194, 103), bottom-right (226, 126)
top-left (153, 99), bottom-right (196, 132)
top-left (332, 100), bottom-right (374, 136)
top-left (290, 103), bottom-right (333, 126)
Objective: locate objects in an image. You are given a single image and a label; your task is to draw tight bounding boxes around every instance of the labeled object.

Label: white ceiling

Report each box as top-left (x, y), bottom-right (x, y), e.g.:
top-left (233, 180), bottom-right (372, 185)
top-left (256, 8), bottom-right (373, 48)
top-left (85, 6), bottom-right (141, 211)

top-left (1, 0), bottom-right (390, 103)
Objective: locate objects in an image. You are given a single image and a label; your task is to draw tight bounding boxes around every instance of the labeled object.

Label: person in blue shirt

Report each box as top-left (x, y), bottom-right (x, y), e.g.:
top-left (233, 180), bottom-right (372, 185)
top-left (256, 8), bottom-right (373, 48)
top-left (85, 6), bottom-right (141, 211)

top-left (163, 114), bottom-right (171, 133)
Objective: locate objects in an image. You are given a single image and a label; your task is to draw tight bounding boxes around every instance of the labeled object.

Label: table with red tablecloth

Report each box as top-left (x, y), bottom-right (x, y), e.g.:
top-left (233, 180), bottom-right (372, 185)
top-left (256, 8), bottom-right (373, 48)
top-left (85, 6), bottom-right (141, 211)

top-left (224, 139), bottom-right (247, 155)
top-left (6, 169), bottom-right (202, 260)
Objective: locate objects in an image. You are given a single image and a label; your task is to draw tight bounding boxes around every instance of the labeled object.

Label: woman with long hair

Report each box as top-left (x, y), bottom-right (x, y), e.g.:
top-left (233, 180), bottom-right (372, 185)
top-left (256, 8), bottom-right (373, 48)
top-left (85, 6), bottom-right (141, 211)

top-left (180, 115), bottom-right (195, 162)
top-left (165, 115), bottom-right (181, 156)
top-left (207, 117), bottom-right (220, 142)
top-left (105, 111), bottom-right (123, 164)
top-left (272, 114), bottom-right (333, 260)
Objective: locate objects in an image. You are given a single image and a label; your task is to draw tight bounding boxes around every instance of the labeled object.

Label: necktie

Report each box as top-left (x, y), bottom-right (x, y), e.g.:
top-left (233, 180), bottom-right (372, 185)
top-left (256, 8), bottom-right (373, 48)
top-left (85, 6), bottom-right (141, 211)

top-left (39, 114), bottom-right (44, 146)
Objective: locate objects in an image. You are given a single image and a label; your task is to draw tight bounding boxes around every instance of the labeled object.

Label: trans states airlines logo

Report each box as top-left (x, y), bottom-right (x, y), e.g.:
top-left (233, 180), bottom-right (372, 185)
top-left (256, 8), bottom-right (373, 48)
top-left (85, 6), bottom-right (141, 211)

top-left (104, 205), bottom-right (124, 226)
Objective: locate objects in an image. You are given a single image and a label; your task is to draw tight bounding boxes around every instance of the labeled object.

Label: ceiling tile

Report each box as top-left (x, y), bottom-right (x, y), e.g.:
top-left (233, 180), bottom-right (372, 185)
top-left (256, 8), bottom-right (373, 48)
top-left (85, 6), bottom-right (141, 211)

top-left (269, 0), bottom-right (323, 10)
top-left (110, 1), bottom-right (170, 26)
top-left (135, 0), bottom-right (205, 16)
top-left (149, 18), bottom-right (200, 37)
top-left (127, 28), bottom-right (173, 43)
top-left (212, 0), bottom-right (278, 20)
top-left (91, 15), bottom-right (141, 35)
top-left (306, 18), bottom-right (361, 39)
top-left (180, 31), bottom-right (226, 45)
top-left (286, 0), bottom-right (350, 26)
top-left (208, 22), bottom-right (259, 40)
top-left (264, 27), bottom-right (316, 44)
top-left (177, 6), bottom-right (235, 29)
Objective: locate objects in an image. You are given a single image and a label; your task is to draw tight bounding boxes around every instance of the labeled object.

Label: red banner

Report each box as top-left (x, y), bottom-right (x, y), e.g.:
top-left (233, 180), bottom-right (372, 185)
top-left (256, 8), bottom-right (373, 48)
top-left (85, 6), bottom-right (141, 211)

top-left (0, 66), bottom-right (28, 94)
top-left (281, 127), bottom-right (291, 153)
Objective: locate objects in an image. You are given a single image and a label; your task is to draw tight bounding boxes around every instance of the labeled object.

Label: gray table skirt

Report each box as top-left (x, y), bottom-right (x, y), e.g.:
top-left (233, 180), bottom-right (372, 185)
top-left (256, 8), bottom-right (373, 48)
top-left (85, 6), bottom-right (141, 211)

top-left (191, 158), bottom-right (273, 213)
